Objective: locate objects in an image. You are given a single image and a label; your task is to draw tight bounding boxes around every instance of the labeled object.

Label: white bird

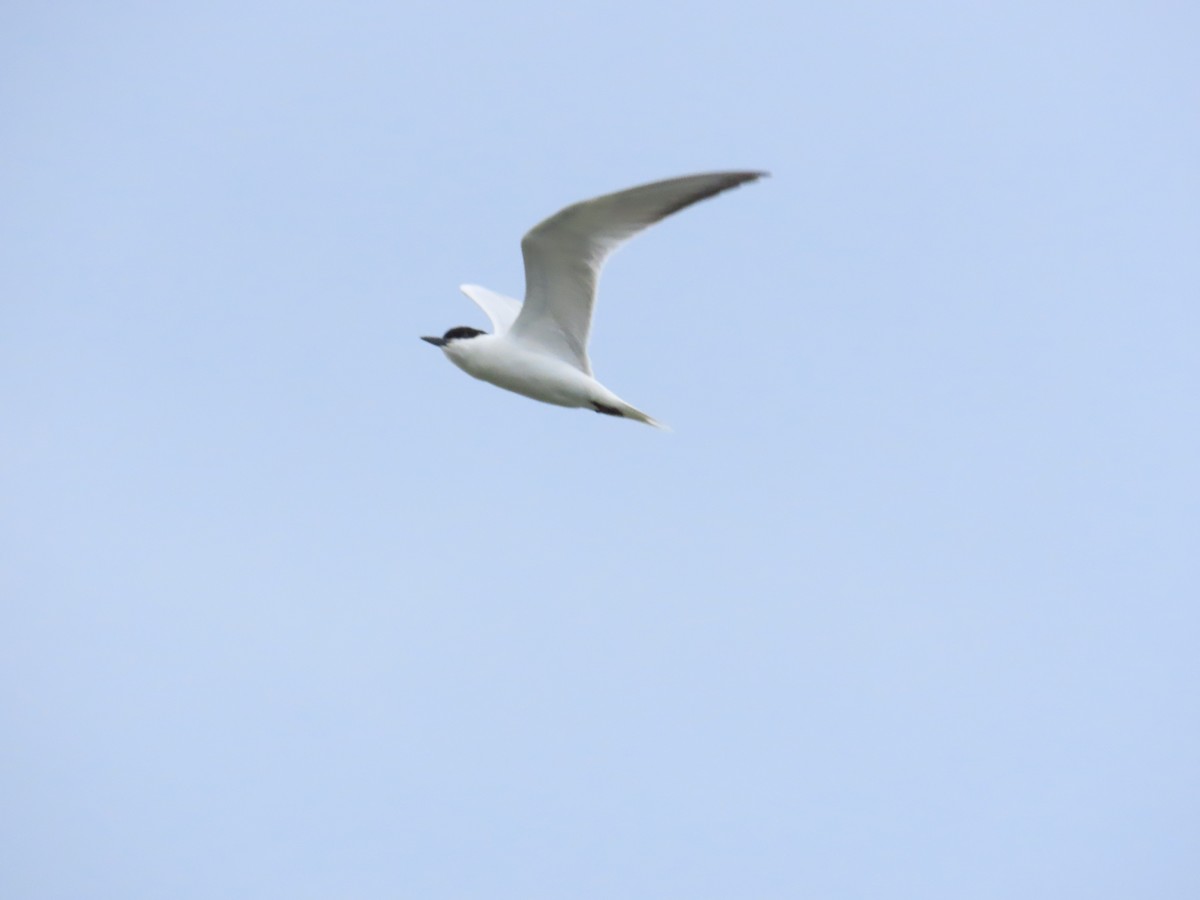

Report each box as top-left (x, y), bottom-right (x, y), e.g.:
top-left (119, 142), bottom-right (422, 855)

top-left (422, 170), bottom-right (766, 428)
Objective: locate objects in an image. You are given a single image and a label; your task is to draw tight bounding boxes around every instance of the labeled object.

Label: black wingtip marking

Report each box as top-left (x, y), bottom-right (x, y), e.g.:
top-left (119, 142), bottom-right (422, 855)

top-left (592, 402), bottom-right (625, 417)
top-left (653, 170), bottom-right (768, 221)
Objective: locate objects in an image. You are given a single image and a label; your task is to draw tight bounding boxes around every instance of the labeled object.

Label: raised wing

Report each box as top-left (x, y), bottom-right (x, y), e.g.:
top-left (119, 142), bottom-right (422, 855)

top-left (511, 171), bottom-right (767, 374)
top-left (459, 284), bottom-right (522, 335)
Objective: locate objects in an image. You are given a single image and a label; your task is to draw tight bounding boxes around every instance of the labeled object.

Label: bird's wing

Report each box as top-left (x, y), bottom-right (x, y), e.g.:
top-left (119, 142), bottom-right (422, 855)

top-left (511, 171), bottom-right (767, 374)
top-left (459, 284), bottom-right (522, 335)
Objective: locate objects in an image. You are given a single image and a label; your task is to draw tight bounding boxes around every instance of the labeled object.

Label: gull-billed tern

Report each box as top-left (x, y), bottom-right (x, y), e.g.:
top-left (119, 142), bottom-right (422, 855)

top-left (422, 170), bottom-right (767, 428)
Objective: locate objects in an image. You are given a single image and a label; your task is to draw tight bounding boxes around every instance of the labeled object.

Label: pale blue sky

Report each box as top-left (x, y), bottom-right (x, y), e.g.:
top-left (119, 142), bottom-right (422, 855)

top-left (3, 2), bottom-right (1198, 898)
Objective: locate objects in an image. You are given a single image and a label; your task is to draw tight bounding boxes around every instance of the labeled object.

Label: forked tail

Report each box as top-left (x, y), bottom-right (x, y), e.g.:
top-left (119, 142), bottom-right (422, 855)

top-left (591, 399), bottom-right (670, 431)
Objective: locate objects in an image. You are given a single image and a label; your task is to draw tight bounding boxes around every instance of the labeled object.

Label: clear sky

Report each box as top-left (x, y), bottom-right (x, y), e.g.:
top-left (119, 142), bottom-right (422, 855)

top-left (3, 2), bottom-right (1197, 898)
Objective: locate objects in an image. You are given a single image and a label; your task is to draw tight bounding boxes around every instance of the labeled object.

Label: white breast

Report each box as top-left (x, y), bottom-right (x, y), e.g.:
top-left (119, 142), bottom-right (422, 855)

top-left (444, 335), bottom-right (599, 409)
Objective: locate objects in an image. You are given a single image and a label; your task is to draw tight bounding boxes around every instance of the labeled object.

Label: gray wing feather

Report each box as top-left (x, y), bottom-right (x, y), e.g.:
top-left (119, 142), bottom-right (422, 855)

top-left (511, 171), bottom-right (766, 374)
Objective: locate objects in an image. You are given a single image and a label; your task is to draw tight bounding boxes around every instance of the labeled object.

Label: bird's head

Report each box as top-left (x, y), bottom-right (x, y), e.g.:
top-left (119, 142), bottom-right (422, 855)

top-left (421, 326), bottom-right (486, 348)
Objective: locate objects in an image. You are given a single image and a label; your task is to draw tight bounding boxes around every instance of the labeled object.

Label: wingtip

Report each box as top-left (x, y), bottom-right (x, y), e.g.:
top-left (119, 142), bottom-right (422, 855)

top-left (739, 170), bottom-right (770, 183)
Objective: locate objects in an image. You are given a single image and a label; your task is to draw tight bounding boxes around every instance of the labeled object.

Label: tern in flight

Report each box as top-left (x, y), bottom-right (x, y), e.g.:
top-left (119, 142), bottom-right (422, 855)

top-left (422, 170), bottom-right (767, 428)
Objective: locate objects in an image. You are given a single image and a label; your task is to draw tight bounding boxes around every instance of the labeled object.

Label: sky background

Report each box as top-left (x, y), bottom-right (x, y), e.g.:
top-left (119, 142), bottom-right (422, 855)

top-left (3, 2), bottom-right (1198, 898)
